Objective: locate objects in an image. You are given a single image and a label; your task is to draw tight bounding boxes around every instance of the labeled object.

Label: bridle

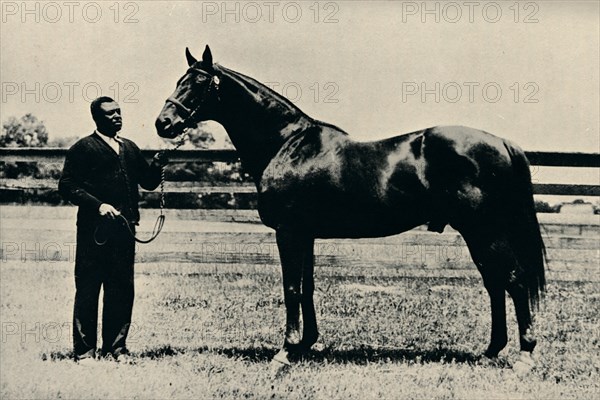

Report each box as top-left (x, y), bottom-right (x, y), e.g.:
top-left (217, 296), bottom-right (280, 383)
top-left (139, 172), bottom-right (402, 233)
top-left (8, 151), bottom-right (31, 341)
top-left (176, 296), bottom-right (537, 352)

top-left (94, 70), bottom-right (221, 246)
top-left (165, 69), bottom-right (221, 129)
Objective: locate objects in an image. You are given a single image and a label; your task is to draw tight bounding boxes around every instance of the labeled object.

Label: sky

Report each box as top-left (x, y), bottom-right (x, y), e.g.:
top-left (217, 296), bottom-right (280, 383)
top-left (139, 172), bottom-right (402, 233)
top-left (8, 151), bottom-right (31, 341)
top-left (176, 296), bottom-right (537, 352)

top-left (1, 0), bottom-right (598, 200)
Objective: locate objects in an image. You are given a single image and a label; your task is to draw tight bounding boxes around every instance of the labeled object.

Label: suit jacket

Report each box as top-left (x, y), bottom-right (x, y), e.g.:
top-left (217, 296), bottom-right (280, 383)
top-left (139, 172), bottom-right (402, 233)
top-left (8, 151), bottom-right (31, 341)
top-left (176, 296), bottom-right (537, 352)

top-left (59, 132), bottom-right (161, 226)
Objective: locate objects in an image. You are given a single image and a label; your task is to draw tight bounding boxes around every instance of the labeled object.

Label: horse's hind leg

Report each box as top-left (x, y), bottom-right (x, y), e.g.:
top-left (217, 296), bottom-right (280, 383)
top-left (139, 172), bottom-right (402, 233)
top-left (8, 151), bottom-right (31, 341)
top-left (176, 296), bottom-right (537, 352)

top-left (506, 280), bottom-right (537, 372)
top-left (272, 230), bottom-right (315, 365)
top-left (463, 224), bottom-right (540, 363)
top-left (508, 280), bottom-right (536, 374)
top-left (462, 230), bottom-right (513, 358)
top-left (506, 282), bottom-right (536, 352)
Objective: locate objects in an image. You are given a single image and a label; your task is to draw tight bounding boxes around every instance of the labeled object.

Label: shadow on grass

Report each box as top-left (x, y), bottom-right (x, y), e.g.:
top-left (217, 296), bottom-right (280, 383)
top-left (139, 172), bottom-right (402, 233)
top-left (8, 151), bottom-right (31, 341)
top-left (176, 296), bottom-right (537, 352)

top-left (44, 350), bottom-right (74, 361)
top-left (301, 346), bottom-right (481, 365)
top-left (211, 345), bottom-right (484, 365)
top-left (110, 344), bottom-right (486, 365)
top-left (45, 344), bottom-right (503, 367)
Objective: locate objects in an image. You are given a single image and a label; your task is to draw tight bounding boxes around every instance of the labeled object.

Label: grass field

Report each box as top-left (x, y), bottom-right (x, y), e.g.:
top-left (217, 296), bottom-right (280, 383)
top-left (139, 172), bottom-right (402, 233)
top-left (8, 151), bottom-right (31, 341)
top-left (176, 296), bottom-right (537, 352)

top-left (1, 206), bottom-right (598, 399)
top-left (1, 254), bottom-right (599, 399)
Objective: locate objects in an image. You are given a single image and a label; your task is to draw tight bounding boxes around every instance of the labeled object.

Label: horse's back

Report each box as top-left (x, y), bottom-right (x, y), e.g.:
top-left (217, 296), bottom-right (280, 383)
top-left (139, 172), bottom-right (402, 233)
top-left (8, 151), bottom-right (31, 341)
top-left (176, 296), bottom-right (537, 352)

top-left (423, 126), bottom-right (511, 158)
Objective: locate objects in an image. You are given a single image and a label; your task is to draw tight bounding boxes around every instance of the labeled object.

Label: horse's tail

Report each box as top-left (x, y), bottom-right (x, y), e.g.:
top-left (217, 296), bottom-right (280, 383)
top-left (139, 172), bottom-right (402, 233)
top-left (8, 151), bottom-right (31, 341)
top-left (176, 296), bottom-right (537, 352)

top-left (503, 140), bottom-right (547, 309)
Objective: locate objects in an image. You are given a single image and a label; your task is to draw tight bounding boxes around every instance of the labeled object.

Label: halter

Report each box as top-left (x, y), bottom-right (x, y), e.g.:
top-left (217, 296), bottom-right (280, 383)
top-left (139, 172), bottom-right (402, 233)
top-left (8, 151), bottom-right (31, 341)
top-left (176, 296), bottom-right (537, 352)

top-left (165, 71), bottom-right (221, 129)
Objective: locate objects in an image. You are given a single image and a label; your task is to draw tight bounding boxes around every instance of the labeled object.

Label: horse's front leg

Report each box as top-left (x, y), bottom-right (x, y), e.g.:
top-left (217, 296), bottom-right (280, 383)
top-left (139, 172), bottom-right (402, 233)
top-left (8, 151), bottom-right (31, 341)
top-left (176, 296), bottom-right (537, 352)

top-left (300, 243), bottom-right (318, 349)
top-left (272, 230), bottom-right (315, 365)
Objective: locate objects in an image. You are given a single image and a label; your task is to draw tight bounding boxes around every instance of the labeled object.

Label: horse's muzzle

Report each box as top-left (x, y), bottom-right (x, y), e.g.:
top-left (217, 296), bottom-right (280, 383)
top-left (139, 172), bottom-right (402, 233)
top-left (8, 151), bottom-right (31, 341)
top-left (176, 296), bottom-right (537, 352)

top-left (155, 116), bottom-right (181, 139)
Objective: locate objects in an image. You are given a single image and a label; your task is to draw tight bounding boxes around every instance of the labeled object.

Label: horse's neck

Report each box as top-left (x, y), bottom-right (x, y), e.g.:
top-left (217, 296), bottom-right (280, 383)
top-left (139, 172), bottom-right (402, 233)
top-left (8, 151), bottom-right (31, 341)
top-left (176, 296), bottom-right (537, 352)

top-left (216, 67), bottom-right (312, 180)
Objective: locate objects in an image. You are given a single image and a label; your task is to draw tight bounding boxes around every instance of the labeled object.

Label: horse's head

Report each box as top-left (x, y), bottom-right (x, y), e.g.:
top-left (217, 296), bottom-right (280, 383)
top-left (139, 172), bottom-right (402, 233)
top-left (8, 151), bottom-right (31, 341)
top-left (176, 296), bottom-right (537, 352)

top-left (156, 45), bottom-right (222, 139)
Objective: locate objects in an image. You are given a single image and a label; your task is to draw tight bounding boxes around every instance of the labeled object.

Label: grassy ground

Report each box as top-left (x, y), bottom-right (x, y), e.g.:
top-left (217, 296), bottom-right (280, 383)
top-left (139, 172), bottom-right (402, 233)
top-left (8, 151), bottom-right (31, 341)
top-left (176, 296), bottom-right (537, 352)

top-left (1, 257), bottom-right (598, 399)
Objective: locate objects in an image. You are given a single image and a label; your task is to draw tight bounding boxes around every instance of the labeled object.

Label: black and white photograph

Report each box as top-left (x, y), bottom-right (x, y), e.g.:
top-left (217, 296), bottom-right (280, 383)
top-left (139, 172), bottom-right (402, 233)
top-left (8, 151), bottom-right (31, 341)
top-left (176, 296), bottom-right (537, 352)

top-left (1, 1), bottom-right (598, 398)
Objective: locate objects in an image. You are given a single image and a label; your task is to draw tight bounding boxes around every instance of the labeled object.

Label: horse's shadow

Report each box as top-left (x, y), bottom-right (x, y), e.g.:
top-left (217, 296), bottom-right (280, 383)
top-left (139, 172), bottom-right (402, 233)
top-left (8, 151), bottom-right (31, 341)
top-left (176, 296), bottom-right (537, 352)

top-left (210, 345), bottom-right (484, 365)
top-left (136, 344), bottom-right (486, 365)
top-left (46, 344), bottom-right (504, 366)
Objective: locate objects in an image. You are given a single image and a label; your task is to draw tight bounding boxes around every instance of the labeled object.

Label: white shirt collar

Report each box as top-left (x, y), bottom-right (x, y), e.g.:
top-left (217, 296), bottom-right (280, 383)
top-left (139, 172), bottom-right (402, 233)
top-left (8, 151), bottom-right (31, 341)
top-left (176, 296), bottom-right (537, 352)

top-left (95, 130), bottom-right (121, 153)
top-left (95, 129), bottom-right (122, 142)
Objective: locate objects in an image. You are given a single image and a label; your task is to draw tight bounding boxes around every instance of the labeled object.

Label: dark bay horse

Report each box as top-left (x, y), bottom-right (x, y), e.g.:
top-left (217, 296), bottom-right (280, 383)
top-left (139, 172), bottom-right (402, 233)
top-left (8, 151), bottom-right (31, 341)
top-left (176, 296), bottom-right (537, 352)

top-left (155, 46), bottom-right (546, 369)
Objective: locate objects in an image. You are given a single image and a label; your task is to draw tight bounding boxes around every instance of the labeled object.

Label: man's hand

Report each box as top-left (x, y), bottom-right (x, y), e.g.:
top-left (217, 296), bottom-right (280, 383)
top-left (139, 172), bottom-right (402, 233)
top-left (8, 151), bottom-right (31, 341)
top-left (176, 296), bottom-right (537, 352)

top-left (99, 203), bottom-right (121, 219)
top-left (152, 152), bottom-right (169, 168)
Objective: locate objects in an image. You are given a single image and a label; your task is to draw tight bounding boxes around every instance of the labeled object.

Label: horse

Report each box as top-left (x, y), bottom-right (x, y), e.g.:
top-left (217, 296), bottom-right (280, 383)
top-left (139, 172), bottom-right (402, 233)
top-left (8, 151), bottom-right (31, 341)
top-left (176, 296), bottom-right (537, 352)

top-left (155, 45), bottom-right (546, 369)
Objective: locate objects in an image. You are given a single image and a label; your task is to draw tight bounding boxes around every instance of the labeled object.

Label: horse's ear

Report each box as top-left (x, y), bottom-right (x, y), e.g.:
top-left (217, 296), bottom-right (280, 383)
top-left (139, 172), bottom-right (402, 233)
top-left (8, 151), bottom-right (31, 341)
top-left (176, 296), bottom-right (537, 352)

top-left (202, 45), bottom-right (213, 67)
top-left (185, 47), bottom-right (197, 67)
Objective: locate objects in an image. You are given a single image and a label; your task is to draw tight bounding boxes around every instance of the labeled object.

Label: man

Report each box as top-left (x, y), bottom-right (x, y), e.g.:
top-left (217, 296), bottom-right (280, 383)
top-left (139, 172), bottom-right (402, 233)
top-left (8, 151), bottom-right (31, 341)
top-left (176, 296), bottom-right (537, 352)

top-left (59, 96), bottom-right (168, 363)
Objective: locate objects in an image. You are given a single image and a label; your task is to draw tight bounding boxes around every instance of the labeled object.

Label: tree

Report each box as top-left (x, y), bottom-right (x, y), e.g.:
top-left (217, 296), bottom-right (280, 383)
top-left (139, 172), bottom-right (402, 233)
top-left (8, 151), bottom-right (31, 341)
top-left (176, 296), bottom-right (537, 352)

top-left (0, 114), bottom-right (61, 181)
top-left (47, 136), bottom-right (79, 148)
top-left (1, 114), bottom-right (49, 147)
top-left (534, 199), bottom-right (558, 213)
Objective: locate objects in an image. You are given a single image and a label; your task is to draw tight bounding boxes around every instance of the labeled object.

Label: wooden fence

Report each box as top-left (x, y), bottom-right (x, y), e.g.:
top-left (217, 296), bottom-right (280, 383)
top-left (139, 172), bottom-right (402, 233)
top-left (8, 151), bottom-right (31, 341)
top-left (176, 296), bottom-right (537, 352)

top-left (2, 149), bottom-right (598, 277)
top-left (0, 148), bottom-right (598, 197)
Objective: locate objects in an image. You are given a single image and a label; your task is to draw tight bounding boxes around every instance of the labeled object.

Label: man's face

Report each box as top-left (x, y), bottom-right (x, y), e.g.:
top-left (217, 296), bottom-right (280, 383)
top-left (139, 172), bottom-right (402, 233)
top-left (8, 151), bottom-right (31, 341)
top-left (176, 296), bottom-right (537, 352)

top-left (96, 101), bottom-right (122, 135)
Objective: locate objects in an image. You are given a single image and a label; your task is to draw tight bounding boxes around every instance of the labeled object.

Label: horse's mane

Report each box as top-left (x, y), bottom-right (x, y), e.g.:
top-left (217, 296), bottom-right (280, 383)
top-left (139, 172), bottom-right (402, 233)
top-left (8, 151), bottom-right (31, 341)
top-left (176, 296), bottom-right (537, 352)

top-left (217, 64), bottom-right (348, 136)
top-left (218, 65), bottom-right (301, 112)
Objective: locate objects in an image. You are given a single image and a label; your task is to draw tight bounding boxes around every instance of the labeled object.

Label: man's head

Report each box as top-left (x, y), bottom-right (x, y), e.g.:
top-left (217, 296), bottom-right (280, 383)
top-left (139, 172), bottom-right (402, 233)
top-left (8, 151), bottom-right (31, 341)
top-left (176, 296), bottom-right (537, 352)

top-left (91, 97), bottom-right (122, 137)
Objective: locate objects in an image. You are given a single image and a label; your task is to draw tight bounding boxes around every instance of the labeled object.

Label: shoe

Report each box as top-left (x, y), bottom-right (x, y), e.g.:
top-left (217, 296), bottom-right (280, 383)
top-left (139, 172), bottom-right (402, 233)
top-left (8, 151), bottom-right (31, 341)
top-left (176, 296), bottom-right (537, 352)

top-left (76, 356), bottom-right (96, 366)
top-left (115, 352), bottom-right (135, 365)
top-left (108, 347), bottom-right (135, 364)
top-left (102, 352), bottom-right (118, 362)
top-left (75, 349), bottom-right (96, 365)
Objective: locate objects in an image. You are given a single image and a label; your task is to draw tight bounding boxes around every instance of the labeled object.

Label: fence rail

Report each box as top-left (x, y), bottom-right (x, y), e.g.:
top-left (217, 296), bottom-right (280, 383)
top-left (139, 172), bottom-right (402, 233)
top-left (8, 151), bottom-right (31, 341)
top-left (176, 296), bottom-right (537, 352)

top-left (1, 148), bottom-right (599, 197)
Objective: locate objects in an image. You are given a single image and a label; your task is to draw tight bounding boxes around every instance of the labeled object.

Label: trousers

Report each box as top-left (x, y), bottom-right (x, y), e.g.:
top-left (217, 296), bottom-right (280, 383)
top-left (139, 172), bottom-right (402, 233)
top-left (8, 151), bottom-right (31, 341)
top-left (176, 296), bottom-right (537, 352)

top-left (73, 219), bottom-right (135, 358)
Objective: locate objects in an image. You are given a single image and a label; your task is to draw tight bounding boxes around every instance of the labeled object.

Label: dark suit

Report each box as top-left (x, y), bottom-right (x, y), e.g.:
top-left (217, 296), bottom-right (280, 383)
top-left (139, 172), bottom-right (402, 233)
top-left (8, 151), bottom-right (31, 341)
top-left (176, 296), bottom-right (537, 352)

top-left (59, 132), bottom-right (161, 358)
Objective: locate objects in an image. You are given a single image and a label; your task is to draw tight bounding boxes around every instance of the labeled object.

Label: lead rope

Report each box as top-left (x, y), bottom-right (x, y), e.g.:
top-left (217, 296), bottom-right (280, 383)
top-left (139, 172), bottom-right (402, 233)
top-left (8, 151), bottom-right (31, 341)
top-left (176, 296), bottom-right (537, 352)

top-left (94, 132), bottom-right (188, 245)
top-left (100, 73), bottom-right (218, 245)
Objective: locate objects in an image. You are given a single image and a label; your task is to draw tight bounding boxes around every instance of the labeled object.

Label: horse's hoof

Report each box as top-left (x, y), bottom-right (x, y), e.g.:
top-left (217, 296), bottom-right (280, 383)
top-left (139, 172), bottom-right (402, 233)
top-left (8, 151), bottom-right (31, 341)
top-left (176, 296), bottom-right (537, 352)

top-left (312, 342), bottom-right (325, 352)
top-left (271, 349), bottom-right (291, 365)
top-left (478, 355), bottom-right (500, 367)
top-left (481, 355), bottom-right (512, 369)
top-left (269, 350), bottom-right (291, 379)
top-left (271, 349), bottom-right (291, 366)
top-left (512, 351), bottom-right (535, 376)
